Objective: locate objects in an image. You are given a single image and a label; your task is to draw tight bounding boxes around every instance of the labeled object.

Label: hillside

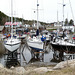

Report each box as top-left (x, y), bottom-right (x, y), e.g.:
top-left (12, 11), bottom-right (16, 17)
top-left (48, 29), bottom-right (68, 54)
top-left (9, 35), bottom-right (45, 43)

top-left (0, 11), bottom-right (48, 26)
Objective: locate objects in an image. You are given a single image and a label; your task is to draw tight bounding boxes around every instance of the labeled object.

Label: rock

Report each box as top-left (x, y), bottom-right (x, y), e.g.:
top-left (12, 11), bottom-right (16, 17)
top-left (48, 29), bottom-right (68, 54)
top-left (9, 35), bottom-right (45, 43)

top-left (14, 67), bottom-right (26, 74)
top-left (0, 63), bottom-right (4, 68)
top-left (10, 66), bottom-right (15, 70)
top-left (53, 59), bottom-right (75, 69)
top-left (33, 67), bottom-right (48, 73)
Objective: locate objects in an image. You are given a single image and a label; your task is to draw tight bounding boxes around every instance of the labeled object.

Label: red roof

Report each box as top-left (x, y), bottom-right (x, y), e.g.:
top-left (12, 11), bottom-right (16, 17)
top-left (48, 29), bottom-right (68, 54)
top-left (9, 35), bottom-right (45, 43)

top-left (5, 22), bottom-right (12, 25)
top-left (5, 22), bottom-right (19, 26)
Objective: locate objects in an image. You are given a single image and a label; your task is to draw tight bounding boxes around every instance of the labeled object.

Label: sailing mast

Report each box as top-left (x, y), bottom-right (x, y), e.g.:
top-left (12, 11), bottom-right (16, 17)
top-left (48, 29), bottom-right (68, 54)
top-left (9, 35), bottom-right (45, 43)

top-left (36, 0), bottom-right (39, 36)
top-left (62, 0), bottom-right (65, 38)
top-left (57, 10), bottom-right (59, 37)
top-left (4, 0), bottom-right (21, 52)
top-left (11, 0), bottom-right (13, 38)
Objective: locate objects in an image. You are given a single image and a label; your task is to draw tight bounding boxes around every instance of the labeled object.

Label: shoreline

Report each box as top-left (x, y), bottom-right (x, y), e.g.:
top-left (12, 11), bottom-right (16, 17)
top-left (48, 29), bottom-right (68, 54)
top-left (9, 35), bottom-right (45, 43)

top-left (0, 59), bottom-right (75, 75)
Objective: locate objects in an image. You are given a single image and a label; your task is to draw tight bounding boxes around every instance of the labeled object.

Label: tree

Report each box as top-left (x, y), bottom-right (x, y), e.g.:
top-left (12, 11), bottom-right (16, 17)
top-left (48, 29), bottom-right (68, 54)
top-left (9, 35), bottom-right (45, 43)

top-left (65, 18), bottom-right (68, 26)
top-left (69, 19), bottom-right (74, 25)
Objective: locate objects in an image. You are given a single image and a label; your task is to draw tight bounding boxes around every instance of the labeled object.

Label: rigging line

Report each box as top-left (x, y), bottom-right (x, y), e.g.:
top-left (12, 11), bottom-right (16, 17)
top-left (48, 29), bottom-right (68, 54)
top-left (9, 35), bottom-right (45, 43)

top-left (60, 45), bottom-right (65, 51)
top-left (66, 46), bottom-right (71, 52)
top-left (69, 0), bottom-right (74, 23)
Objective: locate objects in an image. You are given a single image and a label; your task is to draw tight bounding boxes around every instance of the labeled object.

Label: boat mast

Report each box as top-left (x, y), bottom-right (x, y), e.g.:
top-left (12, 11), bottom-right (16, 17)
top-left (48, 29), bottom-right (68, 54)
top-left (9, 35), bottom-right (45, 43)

top-left (11, 0), bottom-right (13, 38)
top-left (34, 11), bottom-right (35, 27)
top-left (63, 0), bottom-right (64, 32)
top-left (62, 0), bottom-right (65, 38)
top-left (57, 10), bottom-right (59, 37)
top-left (36, 0), bottom-right (39, 36)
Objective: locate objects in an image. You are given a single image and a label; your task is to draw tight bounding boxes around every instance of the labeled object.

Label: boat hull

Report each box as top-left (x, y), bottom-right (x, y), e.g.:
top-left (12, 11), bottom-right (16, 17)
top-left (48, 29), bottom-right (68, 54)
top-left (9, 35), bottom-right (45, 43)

top-left (4, 43), bottom-right (20, 52)
top-left (50, 43), bottom-right (75, 53)
top-left (27, 40), bottom-right (44, 51)
top-left (4, 38), bottom-right (21, 52)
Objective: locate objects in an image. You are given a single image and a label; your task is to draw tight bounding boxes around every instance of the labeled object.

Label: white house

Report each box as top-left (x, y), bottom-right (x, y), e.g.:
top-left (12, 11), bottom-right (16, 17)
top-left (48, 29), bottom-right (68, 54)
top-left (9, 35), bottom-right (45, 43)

top-left (32, 22), bottom-right (42, 28)
top-left (62, 25), bottom-right (74, 32)
top-left (54, 22), bottom-right (63, 27)
top-left (24, 24), bottom-right (30, 28)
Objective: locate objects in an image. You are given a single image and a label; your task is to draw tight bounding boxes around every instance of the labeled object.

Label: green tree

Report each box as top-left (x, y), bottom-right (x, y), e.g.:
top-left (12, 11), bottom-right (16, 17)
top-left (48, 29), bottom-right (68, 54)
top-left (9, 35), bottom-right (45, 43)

top-left (69, 19), bottom-right (74, 25)
top-left (65, 18), bottom-right (68, 26)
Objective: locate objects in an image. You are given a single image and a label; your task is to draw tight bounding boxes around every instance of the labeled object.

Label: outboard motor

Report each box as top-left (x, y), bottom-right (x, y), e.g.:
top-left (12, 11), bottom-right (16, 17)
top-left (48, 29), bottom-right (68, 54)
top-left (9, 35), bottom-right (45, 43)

top-left (41, 36), bottom-right (46, 42)
top-left (36, 29), bottom-right (39, 36)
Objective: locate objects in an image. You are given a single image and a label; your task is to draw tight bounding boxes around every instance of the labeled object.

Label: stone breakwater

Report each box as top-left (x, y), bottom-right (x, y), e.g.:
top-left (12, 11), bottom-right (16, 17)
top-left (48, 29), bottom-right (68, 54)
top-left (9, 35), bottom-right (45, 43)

top-left (0, 59), bottom-right (75, 75)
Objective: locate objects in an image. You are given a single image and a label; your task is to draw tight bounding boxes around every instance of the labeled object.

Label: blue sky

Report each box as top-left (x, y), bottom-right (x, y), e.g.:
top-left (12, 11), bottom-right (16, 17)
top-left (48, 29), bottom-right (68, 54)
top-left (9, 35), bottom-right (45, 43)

top-left (0, 0), bottom-right (75, 23)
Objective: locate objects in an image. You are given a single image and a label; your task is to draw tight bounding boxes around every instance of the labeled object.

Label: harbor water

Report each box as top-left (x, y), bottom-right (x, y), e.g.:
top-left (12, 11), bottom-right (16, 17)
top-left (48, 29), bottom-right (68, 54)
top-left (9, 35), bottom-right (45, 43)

top-left (0, 42), bottom-right (55, 67)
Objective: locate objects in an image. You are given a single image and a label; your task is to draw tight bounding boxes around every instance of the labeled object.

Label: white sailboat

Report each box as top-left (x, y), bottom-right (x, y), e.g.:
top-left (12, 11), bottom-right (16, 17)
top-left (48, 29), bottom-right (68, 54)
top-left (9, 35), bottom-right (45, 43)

top-left (4, 0), bottom-right (21, 52)
top-left (50, 0), bottom-right (75, 53)
top-left (39, 30), bottom-right (51, 42)
top-left (27, 36), bottom-right (44, 51)
top-left (27, 0), bottom-right (44, 51)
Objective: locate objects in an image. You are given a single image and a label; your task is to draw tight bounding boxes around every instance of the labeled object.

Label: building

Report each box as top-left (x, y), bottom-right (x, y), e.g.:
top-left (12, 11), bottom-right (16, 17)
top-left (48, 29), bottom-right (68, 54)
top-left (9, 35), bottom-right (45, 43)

top-left (62, 25), bottom-right (75, 32)
top-left (4, 22), bottom-right (22, 28)
top-left (54, 22), bottom-right (63, 27)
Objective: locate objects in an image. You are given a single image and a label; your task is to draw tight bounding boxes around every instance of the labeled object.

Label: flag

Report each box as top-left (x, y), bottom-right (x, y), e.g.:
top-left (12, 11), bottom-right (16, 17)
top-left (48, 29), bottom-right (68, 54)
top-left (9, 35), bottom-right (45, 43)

top-left (37, 4), bottom-right (39, 6)
top-left (63, 4), bottom-right (66, 6)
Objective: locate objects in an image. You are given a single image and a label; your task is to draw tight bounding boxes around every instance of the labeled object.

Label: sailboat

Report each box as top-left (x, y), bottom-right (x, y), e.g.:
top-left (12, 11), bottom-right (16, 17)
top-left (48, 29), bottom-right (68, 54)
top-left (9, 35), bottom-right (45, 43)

top-left (39, 30), bottom-right (51, 42)
top-left (50, 0), bottom-right (75, 53)
top-left (27, 0), bottom-right (44, 51)
top-left (4, 0), bottom-right (21, 52)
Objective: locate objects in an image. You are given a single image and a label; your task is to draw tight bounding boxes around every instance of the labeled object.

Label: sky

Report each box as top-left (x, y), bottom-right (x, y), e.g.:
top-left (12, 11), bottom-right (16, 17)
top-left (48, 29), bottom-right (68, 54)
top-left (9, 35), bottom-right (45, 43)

top-left (0, 0), bottom-right (75, 23)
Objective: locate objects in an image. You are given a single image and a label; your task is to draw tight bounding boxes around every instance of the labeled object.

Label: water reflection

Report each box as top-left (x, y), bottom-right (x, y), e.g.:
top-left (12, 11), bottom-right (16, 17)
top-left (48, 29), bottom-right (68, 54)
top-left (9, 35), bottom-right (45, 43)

top-left (0, 43), bottom-right (55, 67)
top-left (0, 55), bottom-right (5, 66)
top-left (44, 51), bottom-right (54, 62)
top-left (20, 45), bottom-right (54, 66)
